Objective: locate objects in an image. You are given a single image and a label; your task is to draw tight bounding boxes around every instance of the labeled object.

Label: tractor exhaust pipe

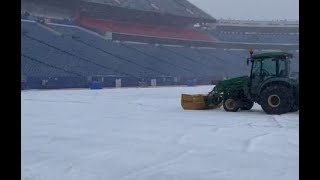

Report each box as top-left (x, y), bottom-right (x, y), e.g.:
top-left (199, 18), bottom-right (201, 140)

top-left (247, 49), bottom-right (254, 66)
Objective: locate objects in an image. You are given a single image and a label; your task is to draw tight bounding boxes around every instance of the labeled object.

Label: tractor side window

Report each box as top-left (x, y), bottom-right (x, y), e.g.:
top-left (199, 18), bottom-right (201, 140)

top-left (261, 58), bottom-right (276, 76)
top-left (278, 59), bottom-right (288, 77)
top-left (251, 61), bottom-right (261, 78)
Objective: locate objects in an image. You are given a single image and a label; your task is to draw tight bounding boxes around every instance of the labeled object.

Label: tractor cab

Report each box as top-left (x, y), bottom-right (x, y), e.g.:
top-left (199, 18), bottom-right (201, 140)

top-left (247, 51), bottom-right (293, 95)
top-left (247, 51), bottom-right (293, 80)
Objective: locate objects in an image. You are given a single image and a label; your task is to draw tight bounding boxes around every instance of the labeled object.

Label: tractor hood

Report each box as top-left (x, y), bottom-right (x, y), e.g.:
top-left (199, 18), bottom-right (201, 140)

top-left (214, 76), bottom-right (249, 93)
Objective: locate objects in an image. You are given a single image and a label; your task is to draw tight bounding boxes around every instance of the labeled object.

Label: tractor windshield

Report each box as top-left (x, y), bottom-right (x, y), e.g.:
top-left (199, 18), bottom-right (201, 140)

top-left (251, 58), bottom-right (275, 78)
top-left (251, 57), bottom-right (289, 79)
top-left (261, 58), bottom-right (277, 76)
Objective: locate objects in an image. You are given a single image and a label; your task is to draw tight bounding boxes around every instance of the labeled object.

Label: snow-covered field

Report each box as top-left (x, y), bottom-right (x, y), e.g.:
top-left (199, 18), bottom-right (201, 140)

top-left (22, 85), bottom-right (299, 180)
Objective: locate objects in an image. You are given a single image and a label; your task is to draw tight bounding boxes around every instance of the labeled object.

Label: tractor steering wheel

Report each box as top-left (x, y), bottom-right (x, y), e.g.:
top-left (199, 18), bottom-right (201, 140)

top-left (261, 69), bottom-right (270, 77)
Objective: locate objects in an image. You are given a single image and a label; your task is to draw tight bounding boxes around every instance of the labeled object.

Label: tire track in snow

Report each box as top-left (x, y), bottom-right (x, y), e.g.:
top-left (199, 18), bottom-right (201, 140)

top-left (65, 163), bottom-right (76, 176)
top-left (176, 126), bottom-right (221, 145)
top-left (245, 114), bottom-right (298, 129)
top-left (64, 151), bottom-right (114, 176)
top-left (244, 133), bottom-right (272, 152)
top-left (275, 114), bottom-right (299, 128)
top-left (46, 151), bottom-right (116, 180)
top-left (120, 150), bottom-right (192, 180)
top-left (270, 115), bottom-right (284, 128)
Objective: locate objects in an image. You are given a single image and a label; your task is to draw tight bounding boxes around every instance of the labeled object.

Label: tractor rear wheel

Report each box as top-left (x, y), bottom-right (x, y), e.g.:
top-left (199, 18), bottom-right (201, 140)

top-left (290, 105), bottom-right (299, 112)
top-left (223, 98), bottom-right (240, 112)
top-left (290, 93), bottom-right (299, 112)
top-left (260, 86), bottom-right (293, 114)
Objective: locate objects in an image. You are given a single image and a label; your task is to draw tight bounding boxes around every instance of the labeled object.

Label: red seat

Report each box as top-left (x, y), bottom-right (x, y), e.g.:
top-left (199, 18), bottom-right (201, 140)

top-left (78, 18), bottom-right (213, 42)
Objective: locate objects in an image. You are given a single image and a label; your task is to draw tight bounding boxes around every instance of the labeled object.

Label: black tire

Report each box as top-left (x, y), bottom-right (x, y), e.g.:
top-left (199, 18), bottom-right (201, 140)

top-left (223, 98), bottom-right (240, 112)
top-left (290, 91), bottom-right (299, 112)
top-left (289, 105), bottom-right (299, 112)
top-left (241, 101), bottom-right (254, 110)
top-left (260, 86), bottom-right (294, 115)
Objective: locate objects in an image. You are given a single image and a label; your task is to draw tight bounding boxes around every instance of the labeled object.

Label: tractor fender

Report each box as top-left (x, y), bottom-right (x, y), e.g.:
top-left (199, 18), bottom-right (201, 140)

top-left (258, 78), bottom-right (295, 95)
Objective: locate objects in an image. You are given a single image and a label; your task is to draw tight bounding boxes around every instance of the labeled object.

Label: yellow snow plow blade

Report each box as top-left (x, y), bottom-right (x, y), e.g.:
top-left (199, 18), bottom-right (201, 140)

top-left (181, 94), bottom-right (222, 110)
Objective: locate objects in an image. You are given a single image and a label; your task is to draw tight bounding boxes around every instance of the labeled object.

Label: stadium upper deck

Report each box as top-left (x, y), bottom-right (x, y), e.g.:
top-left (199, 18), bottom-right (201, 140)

top-left (81, 0), bottom-right (214, 21)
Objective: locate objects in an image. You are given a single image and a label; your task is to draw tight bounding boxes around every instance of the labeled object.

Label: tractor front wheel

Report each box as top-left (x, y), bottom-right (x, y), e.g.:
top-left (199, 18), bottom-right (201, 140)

top-left (260, 86), bottom-right (293, 114)
top-left (223, 98), bottom-right (240, 112)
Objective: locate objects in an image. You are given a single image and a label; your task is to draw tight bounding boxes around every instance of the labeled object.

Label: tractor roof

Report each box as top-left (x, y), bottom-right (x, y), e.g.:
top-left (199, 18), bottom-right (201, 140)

top-left (252, 52), bottom-right (293, 59)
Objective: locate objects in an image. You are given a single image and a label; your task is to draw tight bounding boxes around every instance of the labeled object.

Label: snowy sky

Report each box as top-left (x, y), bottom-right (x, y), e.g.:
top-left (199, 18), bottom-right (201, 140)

top-left (188, 0), bottom-right (299, 21)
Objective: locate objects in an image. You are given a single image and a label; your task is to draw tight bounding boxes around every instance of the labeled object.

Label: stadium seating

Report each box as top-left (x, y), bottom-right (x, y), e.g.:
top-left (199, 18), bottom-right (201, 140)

top-left (21, 20), bottom-right (299, 89)
top-left (48, 23), bottom-right (225, 79)
top-left (213, 32), bottom-right (298, 44)
top-left (78, 18), bottom-right (213, 42)
top-left (81, 0), bottom-right (213, 20)
top-left (208, 24), bottom-right (299, 44)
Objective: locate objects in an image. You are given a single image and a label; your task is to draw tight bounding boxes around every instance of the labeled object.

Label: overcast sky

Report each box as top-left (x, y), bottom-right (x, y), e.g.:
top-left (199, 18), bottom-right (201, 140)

top-left (188, 0), bottom-right (299, 21)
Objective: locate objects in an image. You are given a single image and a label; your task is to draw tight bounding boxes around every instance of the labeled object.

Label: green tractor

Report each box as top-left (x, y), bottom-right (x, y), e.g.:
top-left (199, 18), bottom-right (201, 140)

top-left (181, 51), bottom-right (299, 115)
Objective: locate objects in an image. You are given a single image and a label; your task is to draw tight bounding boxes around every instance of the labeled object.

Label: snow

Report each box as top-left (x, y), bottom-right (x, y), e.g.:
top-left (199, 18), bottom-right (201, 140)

top-left (22, 85), bottom-right (299, 180)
